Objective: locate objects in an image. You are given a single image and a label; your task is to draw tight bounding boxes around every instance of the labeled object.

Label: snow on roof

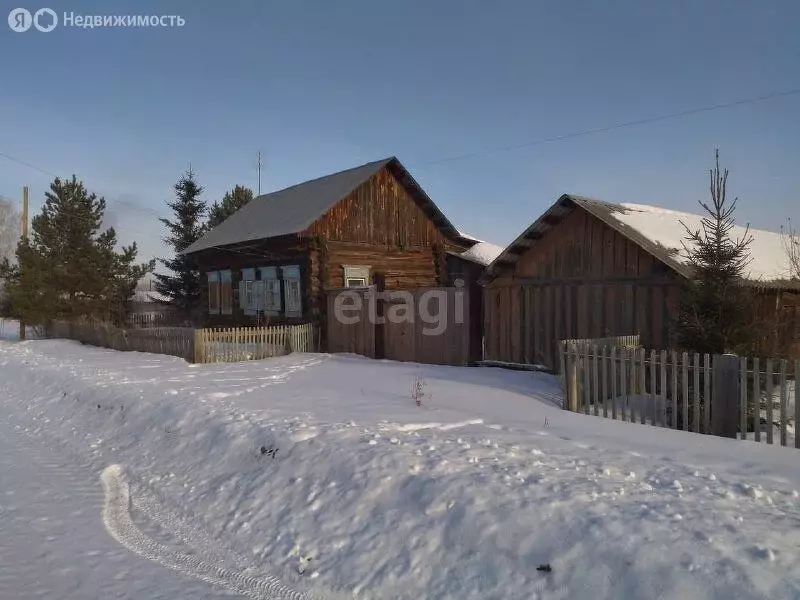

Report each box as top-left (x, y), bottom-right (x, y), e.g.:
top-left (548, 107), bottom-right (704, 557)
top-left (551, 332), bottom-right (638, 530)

top-left (611, 202), bottom-right (789, 283)
top-left (456, 230), bottom-right (483, 243)
top-left (457, 240), bottom-right (505, 266)
top-left (130, 288), bottom-right (169, 303)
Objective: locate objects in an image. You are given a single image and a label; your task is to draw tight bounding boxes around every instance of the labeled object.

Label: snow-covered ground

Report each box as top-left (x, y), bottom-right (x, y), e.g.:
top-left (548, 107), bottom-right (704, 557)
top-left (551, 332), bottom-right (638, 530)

top-left (0, 417), bottom-right (238, 599)
top-left (1, 338), bottom-right (800, 599)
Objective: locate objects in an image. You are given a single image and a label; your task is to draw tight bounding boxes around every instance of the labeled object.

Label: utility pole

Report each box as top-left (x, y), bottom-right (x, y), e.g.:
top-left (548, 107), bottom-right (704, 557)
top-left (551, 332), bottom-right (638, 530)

top-left (257, 151), bottom-right (263, 195)
top-left (19, 186), bottom-right (28, 341)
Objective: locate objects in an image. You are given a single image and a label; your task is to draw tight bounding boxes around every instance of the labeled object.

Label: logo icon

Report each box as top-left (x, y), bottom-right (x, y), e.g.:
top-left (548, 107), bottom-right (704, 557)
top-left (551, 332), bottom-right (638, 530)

top-left (7, 7), bottom-right (57, 32)
top-left (33, 8), bottom-right (57, 32)
top-left (8, 7), bottom-right (32, 32)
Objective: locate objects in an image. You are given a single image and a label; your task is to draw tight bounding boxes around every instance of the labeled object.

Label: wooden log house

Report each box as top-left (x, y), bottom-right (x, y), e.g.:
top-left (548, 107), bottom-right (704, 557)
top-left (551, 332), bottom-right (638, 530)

top-left (183, 157), bottom-right (491, 353)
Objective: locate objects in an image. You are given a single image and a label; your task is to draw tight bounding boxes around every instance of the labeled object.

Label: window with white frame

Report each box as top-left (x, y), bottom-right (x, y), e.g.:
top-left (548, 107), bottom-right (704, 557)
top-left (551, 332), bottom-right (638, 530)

top-left (281, 265), bottom-right (302, 317)
top-left (259, 266), bottom-right (281, 315)
top-left (343, 265), bottom-right (371, 288)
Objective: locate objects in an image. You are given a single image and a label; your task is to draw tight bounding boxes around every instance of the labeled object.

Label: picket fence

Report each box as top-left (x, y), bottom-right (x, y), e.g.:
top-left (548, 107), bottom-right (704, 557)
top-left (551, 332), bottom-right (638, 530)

top-left (194, 323), bottom-right (317, 363)
top-left (561, 342), bottom-right (800, 448)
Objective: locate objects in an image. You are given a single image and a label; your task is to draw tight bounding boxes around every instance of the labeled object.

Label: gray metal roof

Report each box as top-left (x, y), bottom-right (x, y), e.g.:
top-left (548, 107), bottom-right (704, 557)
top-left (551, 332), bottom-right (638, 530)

top-left (184, 158), bottom-right (393, 254)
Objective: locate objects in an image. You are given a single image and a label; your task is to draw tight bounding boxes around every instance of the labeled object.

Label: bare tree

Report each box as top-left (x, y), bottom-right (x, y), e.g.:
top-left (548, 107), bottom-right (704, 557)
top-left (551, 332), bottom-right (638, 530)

top-left (0, 197), bottom-right (20, 265)
top-left (781, 218), bottom-right (800, 280)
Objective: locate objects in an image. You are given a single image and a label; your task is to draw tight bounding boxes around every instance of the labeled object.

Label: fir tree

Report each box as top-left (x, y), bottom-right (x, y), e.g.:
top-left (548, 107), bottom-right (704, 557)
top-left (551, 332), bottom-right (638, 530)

top-left (0, 176), bottom-right (152, 325)
top-left (154, 168), bottom-right (206, 320)
top-left (674, 151), bottom-right (755, 355)
top-left (207, 185), bottom-right (254, 229)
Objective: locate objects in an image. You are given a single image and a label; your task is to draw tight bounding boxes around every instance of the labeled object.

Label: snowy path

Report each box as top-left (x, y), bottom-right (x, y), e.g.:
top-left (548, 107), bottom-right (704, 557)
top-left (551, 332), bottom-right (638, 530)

top-left (0, 417), bottom-right (237, 599)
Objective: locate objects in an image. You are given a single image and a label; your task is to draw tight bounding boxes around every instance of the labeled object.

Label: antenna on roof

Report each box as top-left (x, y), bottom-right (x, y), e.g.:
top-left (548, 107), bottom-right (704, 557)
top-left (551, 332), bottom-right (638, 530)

top-left (257, 151), bottom-right (263, 195)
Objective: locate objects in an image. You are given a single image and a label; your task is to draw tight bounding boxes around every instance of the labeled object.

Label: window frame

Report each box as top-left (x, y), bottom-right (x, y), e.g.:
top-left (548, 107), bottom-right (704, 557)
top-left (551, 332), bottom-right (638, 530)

top-left (346, 277), bottom-right (367, 288)
top-left (259, 266), bottom-right (281, 315)
top-left (240, 268), bottom-right (257, 315)
top-left (281, 265), bottom-right (302, 318)
top-left (343, 265), bottom-right (371, 288)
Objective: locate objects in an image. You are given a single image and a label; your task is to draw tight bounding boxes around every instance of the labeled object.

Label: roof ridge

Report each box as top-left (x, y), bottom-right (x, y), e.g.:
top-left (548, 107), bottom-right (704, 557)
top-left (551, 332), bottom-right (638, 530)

top-left (254, 156), bottom-right (395, 201)
top-left (567, 194), bottom-right (782, 236)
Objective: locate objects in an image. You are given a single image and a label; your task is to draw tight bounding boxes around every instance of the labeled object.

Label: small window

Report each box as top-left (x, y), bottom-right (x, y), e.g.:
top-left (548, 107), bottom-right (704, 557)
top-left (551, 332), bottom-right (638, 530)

top-left (344, 265), bottom-right (370, 288)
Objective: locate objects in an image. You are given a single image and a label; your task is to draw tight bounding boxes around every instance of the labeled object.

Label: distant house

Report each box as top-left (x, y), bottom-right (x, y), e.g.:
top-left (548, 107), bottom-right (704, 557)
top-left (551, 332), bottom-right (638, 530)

top-left (127, 279), bottom-right (176, 328)
top-left (183, 157), bottom-right (492, 350)
top-left (480, 194), bottom-right (800, 370)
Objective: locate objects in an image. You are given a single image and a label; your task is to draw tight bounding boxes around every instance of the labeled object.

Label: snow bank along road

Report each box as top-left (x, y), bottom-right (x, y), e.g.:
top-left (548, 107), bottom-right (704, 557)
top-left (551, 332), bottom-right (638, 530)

top-left (1, 338), bottom-right (800, 599)
top-left (0, 414), bottom-right (255, 599)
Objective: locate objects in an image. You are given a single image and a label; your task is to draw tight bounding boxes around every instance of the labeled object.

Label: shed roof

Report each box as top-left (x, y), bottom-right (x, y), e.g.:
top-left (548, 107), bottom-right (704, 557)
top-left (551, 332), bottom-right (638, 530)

top-left (184, 157), bottom-right (463, 254)
top-left (481, 194), bottom-right (799, 291)
top-left (449, 240), bottom-right (505, 267)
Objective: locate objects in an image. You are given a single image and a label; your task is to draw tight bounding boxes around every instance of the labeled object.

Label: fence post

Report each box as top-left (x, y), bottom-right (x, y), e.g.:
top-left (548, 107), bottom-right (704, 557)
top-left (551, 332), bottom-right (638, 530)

top-left (711, 354), bottom-right (739, 438)
top-left (193, 328), bottom-right (203, 364)
top-left (567, 345), bottom-right (579, 412)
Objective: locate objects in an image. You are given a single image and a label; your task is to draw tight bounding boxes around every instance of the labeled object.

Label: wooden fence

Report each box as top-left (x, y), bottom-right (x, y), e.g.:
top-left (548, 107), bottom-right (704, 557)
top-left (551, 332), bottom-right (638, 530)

top-left (561, 342), bottom-right (800, 448)
top-left (45, 320), bottom-right (317, 364)
top-left (326, 286), bottom-right (472, 366)
top-left (46, 321), bottom-right (195, 362)
top-left (194, 323), bottom-right (316, 363)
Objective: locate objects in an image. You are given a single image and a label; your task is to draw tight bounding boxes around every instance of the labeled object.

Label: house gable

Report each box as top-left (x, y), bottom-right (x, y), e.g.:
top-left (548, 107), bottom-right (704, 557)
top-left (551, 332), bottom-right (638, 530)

top-left (511, 205), bottom-right (670, 281)
top-left (303, 162), bottom-right (463, 249)
top-left (482, 194), bottom-right (686, 285)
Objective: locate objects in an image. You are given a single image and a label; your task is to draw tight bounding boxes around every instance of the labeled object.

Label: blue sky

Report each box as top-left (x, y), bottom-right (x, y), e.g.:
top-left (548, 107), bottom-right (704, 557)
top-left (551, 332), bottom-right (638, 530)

top-left (1, 0), bottom-right (798, 262)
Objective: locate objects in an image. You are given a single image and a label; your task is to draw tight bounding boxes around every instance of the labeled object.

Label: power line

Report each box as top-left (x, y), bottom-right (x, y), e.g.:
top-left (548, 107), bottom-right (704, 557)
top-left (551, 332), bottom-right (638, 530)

top-left (0, 152), bottom-right (60, 178)
top-left (0, 84), bottom-right (797, 231)
top-left (420, 87), bottom-right (800, 166)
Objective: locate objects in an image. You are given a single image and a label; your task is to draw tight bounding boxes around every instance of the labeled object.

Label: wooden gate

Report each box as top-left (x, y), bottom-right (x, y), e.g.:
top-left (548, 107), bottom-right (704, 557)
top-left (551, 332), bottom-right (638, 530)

top-left (326, 286), bottom-right (472, 366)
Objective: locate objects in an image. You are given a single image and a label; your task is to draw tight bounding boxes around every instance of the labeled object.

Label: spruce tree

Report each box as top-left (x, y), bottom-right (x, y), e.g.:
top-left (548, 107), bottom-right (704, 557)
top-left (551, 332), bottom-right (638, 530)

top-left (207, 185), bottom-right (254, 229)
top-left (154, 168), bottom-right (206, 320)
top-left (674, 151), bottom-right (755, 355)
top-left (0, 176), bottom-right (152, 325)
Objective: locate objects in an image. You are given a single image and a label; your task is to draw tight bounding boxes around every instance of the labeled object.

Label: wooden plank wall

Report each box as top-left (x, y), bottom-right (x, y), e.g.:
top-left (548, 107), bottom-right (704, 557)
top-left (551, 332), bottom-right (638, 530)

top-left (305, 166), bottom-right (459, 250)
top-left (324, 242), bottom-right (440, 290)
top-left (485, 281), bottom-right (678, 371)
top-left (484, 208), bottom-right (682, 372)
top-left (325, 288), bottom-right (375, 357)
top-left (325, 287), bottom-right (471, 366)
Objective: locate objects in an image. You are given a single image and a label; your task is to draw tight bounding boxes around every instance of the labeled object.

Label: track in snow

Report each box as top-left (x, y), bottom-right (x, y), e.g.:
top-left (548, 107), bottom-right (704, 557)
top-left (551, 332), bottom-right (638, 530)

top-left (101, 464), bottom-right (314, 600)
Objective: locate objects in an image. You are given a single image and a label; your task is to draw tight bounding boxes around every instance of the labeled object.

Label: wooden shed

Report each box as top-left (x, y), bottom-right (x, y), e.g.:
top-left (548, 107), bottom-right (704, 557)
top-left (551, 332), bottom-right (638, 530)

top-left (480, 194), bottom-right (800, 371)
